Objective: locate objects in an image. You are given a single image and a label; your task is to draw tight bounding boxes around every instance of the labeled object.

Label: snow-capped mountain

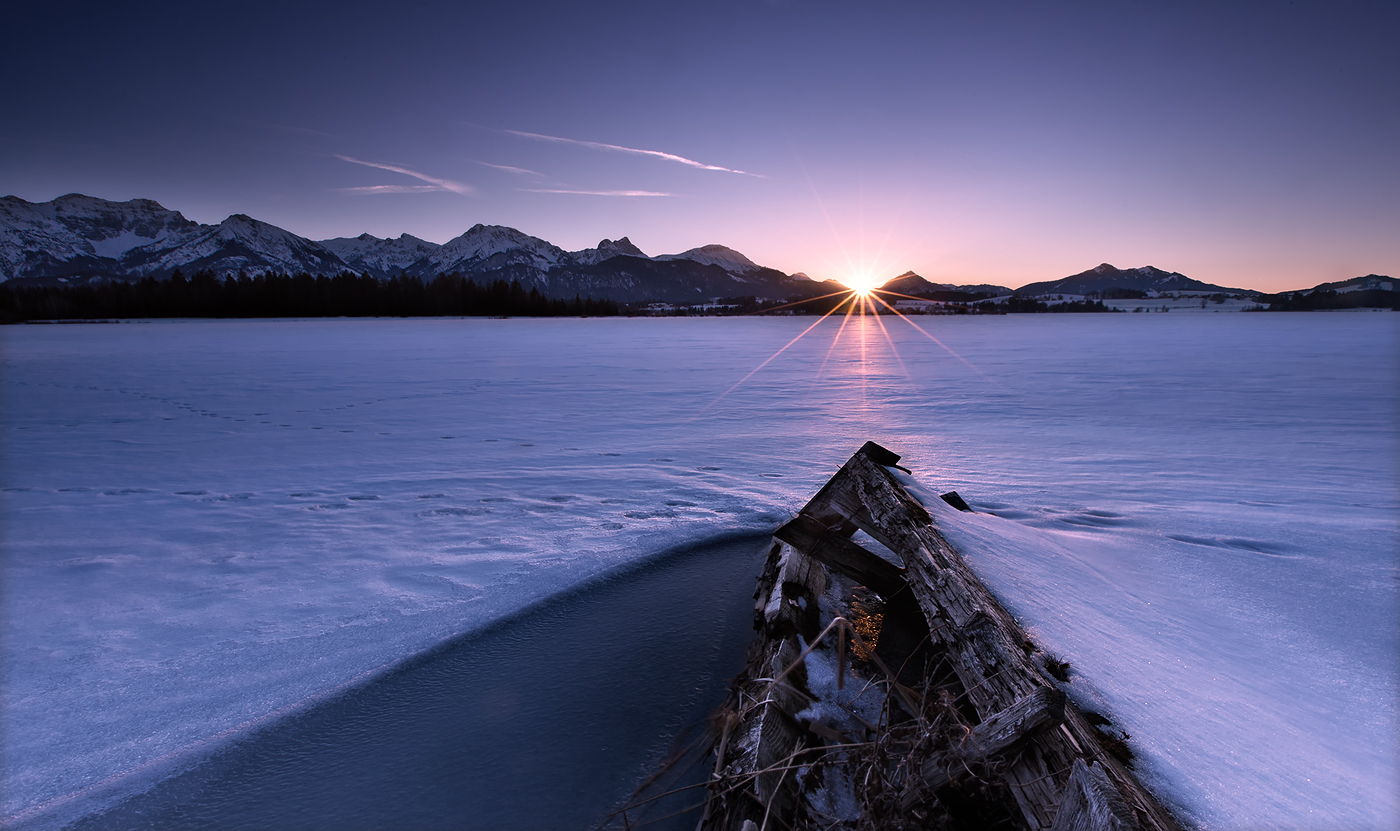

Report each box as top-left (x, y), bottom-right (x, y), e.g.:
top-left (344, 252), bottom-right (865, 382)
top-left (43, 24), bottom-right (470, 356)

top-left (656, 244), bottom-right (759, 275)
top-left (320, 233), bottom-right (441, 279)
top-left (569, 237), bottom-right (647, 267)
top-left (0, 193), bottom-right (815, 302)
top-left (379, 227), bottom-right (816, 302)
top-left (0, 195), bottom-right (351, 282)
top-left (120, 214), bottom-right (350, 278)
top-left (1015, 263), bottom-right (1247, 296)
top-left (29, 194), bottom-right (198, 258)
top-left (0, 194), bottom-right (199, 282)
top-left (414, 224), bottom-right (569, 278)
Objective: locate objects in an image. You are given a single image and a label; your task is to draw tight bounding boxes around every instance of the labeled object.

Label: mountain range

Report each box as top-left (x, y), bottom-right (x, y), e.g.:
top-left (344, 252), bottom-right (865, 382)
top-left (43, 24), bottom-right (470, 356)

top-left (3, 194), bottom-right (1320, 305)
top-left (867, 264), bottom-right (1255, 301)
top-left (0, 194), bottom-right (837, 304)
top-left (879, 271), bottom-right (1013, 297)
top-left (1012, 263), bottom-right (1246, 296)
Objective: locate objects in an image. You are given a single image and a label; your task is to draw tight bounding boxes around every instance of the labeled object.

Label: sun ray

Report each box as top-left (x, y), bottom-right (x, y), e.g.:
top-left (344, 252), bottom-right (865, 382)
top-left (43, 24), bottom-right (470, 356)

top-left (695, 261), bottom-right (1005, 422)
top-left (691, 298), bottom-right (854, 418)
top-left (816, 293), bottom-right (861, 380)
top-left (859, 294), bottom-right (872, 407)
top-left (792, 155), bottom-right (912, 297)
top-left (804, 294), bottom-right (862, 416)
top-left (866, 292), bottom-right (999, 383)
top-left (738, 289), bottom-right (855, 316)
top-left (866, 296), bottom-right (912, 380)
top-left (793, 157), bottom-right (863, 280)
top-left (870, 288), bottom-right (946, 302)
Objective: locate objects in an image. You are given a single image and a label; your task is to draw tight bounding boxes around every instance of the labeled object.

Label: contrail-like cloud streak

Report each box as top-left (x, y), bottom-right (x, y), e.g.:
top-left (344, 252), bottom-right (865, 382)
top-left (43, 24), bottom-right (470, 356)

top-left (338, 185), bottom-right (444, 195)
top-left (521, 188), bottom-right (672, 197)
top-left (334, 155), bottom-right (474, 195)
top-left (475, 161), bottom-right (543, 176)
top-left (505, 130), bottom-right (762, 177)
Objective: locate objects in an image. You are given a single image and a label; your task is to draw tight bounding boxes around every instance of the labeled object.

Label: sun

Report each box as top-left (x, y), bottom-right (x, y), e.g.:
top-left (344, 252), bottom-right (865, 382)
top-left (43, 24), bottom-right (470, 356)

top-left (841, 271), bottom-right (882, 297)
top-left (693, 260), bottom-right (990, 417)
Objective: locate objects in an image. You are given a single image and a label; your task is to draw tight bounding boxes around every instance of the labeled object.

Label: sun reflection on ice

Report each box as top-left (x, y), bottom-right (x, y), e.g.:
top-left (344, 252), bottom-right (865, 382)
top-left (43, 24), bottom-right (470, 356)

top-left (696, 277), bottom-right (993, 420)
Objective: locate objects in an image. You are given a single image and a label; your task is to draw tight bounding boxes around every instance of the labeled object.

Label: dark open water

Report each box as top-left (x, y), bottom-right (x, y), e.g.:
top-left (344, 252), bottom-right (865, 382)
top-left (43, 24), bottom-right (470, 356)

top-left (72, 535), bottom-right (765, 831)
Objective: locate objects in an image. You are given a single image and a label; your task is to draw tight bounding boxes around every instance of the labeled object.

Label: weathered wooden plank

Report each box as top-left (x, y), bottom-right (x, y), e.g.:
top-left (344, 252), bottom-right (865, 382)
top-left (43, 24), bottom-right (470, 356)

top-left (914, 685), bottom-right (1066, 796)
top-left (773, 512), bottom-right (907, 598)
top-left (1050, 759), bottom-right (1140, 831)
top-left (940, 490), bottom-right (973, 512)
top-left (962, 685), bottom-right (1067, 760)
top-left (1003, 743), bottom-right (1064, 829)
top-left (705, 542), bottom-right (823, 831)
top-left (756, 541), bottom-right (825, 640)
top-left (855, 439), bottom-right (905, 468)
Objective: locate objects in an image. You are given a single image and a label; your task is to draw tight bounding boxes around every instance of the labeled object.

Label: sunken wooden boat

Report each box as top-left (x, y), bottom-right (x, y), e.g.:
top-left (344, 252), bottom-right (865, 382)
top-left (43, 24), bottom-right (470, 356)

top-left (695, 441), bottom-right (1185, 831)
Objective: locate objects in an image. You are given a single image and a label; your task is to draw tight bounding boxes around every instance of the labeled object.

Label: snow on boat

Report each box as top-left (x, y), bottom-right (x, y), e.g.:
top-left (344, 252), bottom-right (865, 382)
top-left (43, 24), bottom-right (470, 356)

top-left (688, 441), bottom-right (1186, 831)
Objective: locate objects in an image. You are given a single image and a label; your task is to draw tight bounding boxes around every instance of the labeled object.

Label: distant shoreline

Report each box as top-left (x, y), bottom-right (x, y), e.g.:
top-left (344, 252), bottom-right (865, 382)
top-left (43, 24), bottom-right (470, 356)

top-left (8, 307), bottom-right (1395, 326)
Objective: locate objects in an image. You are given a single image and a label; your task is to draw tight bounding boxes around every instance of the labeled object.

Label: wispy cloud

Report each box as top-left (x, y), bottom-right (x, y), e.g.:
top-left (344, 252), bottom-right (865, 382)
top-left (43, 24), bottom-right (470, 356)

top-left (505, 129), bottom-right (762, 177)
top-left (333, 154), bottom-right (474, 195)
top-left (520, 188), bottom-right (673, 197)
top-left (474, 160), bottom-right (544, 177)
top-left (337, 185), bottom-right (445, 195)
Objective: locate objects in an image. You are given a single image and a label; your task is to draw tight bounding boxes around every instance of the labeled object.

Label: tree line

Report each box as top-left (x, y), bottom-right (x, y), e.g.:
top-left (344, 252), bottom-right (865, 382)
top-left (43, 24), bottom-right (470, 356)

top-left (977, 297), bottom-right (1114, 313)
top-left (0, 271), bottom-right (620, 322)
top-left (1252, 288), bottom-right (1399, 311)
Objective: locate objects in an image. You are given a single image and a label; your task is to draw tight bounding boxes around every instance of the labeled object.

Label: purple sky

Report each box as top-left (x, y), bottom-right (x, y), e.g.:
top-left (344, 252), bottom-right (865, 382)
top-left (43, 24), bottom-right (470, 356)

top-left (4, 0), bottom-right (1395, 292)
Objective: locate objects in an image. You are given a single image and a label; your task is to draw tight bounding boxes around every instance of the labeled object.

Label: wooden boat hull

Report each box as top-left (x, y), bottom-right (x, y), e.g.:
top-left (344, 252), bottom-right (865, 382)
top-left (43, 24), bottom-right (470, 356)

top-left (697, 442), bottom-right (1183, 831)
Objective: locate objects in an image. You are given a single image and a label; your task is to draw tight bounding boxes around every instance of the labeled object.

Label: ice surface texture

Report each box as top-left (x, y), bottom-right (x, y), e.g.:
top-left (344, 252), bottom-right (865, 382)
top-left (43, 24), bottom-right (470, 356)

top-left (2, 314), bottom-right (1396, 830)
top-left (62, 535), bottom-right (765, 831)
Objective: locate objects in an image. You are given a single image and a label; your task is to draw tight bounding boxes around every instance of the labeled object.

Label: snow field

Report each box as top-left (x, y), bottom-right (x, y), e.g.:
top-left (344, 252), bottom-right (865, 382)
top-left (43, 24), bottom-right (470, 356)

top-left (2, 314), bottom-right (1395, 829)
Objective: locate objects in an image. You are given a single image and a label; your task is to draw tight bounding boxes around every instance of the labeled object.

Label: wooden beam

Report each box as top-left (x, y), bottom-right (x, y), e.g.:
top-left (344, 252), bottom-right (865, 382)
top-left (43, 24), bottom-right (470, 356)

top-left (856, 440), bottom-right (905, 468)
top-left (961, 685), bottom-right (1066, 759)
top-left (940, 490), bottom-right (973, 512)
top-left (918, 686), bottom-right (1066, 791)
top-left (773, 512), bottom-right (907, 598)
top-left (1050, 759), bottom-right (1141, 831)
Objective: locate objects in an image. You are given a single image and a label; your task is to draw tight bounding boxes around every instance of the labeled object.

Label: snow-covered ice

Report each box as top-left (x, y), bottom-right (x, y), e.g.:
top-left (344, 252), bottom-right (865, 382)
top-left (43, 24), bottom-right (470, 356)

top-left (2, 314), bottom-right (1395, 829)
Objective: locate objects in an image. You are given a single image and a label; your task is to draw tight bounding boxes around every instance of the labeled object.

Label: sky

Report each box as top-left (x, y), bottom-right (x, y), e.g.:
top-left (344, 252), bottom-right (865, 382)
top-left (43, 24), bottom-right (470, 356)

top-left (3, 0), bottom-right (1396, 292)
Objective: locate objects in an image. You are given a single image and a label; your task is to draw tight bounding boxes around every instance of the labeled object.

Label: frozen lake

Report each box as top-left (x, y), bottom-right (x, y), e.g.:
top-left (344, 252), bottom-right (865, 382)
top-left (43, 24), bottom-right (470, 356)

top-left (3, 313), bottom-right (1396, 829)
